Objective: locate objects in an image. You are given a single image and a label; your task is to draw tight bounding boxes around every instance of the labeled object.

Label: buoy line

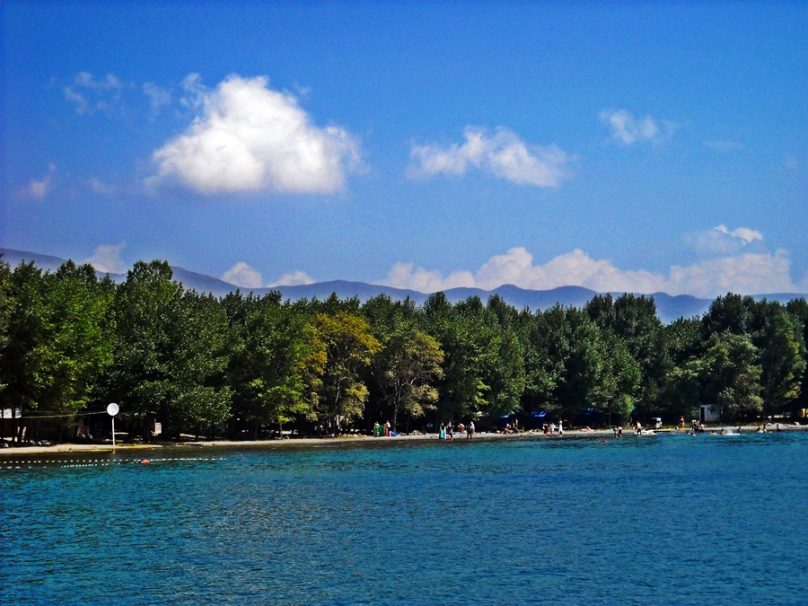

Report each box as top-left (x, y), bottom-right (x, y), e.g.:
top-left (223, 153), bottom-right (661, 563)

top-left (0, 456), bottom-right (225, 470)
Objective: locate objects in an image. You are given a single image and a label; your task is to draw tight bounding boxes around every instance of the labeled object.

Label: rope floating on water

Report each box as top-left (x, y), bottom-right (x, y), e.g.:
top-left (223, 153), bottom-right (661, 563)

top-left (0, 456), bottom-right (225, 470)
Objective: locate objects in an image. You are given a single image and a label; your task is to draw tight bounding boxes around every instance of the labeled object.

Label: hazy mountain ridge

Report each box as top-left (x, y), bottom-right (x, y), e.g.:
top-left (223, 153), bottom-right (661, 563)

top-left (2, 247), bottom-right (806, 323)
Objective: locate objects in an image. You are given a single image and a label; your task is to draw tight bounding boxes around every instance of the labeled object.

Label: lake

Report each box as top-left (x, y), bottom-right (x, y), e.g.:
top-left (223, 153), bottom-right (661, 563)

top-left (2, 432), bottom-right (806, 605)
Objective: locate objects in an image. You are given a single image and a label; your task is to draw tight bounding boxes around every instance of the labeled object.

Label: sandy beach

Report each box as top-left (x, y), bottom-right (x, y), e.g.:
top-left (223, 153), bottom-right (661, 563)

top-left (2, 423), bottom-right (806, 456)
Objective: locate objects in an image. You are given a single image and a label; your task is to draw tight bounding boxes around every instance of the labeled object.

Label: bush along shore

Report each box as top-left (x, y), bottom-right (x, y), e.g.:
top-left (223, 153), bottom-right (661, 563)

top-left (1, 258), bottom-right (807, 446)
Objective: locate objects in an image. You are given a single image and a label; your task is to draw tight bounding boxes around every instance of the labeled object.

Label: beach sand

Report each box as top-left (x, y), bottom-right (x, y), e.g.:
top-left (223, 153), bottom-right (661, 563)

top-left (2, 423), bottom-right (805, 456)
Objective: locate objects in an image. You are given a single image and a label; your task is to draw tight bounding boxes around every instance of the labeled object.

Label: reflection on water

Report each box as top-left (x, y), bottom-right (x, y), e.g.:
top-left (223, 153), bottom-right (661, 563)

top-left (2, 433), bottom-right (807, 606)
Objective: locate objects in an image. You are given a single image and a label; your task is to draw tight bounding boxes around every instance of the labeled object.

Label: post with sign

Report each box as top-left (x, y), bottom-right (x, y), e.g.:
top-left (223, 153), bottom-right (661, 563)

top-left (107, 403), bottom-right (120, 450)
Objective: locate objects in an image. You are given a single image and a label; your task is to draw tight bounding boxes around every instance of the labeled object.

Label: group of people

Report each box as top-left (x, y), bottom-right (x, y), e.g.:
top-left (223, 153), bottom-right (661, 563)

top-left (438, 421), bottom-right (475, 440)
top-left (541, 420), bottom-right (563, 435)
top-left (372, 420), bottom-right (392, 437)
top-left (501, 419), bottom-right (520, 434)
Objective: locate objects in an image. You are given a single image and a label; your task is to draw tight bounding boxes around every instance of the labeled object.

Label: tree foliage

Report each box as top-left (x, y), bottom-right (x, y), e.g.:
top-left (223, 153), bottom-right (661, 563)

top-left (2, 257), bottom-right (807, 443)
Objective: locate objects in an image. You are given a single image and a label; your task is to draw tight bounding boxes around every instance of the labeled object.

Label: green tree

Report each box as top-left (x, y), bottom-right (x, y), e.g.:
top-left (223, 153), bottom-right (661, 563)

top-left (226, 292), bottom-right (321, 438)
top-left (105, 260), bottom-right (184, 438)
top-left (751, 302), bottom-right (805, 417)
top-left (700, 332), bottom-right (763, 421)
top-left (169, 291), bottom-right (232, 438)
top-left (0, 263), bottom-right (49, 442)
top-left (374, 322), bottom-right (443, 432)
top-left (310, 311), bottom-right (380, 434)
top-left (786, 299), bottom-right (808, 415)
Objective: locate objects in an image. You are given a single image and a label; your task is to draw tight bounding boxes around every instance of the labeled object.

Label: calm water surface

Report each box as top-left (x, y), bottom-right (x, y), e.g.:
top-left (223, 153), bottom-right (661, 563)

top-left (2, 433), bottom-right (807, 605)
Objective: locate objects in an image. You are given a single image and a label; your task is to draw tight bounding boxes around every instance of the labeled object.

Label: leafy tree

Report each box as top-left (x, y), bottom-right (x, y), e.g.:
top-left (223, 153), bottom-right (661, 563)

top-left (702, 293), bottom-right (755, 336)
top-left (588, 294), bottom-right (664, 420)
top-left (104, 260), bottom-right (184, 438)
top-left (751, 302), bottom-right (805, 417)
top-left (521, 306), bottom-right (564, 415)
top-left (226, 293), bottom-right (321, 438)
top-left (310, 311), bottom-right (380, 433)
top-left (168, 291), bottom-right (232, 438)
top-left (374, 322), bottom-right (443, 432)
top-left (0, 260), bottom-right (12, 396)
top-left (700, 332), bottom-right (763, 421)
top-left (0, 263), bottom-right (49, 441)
top-left (481, 297), bottom-right (526, 417)
top-left (786, 299), bottom-right (808, 414)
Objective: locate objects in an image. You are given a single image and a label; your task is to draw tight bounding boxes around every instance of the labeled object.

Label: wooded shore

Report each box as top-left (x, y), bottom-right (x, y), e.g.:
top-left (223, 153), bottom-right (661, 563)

top-left (3, 423), bottom-right (806, 456)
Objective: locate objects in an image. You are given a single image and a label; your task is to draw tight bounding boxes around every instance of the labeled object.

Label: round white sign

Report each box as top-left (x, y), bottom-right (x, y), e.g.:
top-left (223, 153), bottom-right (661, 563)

top-left (107, 402), bottom-right (120, 417)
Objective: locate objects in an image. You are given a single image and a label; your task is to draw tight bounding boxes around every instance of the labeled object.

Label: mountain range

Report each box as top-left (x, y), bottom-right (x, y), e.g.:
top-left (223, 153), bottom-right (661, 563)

top-left (2, 247), bottom-right (806, 323)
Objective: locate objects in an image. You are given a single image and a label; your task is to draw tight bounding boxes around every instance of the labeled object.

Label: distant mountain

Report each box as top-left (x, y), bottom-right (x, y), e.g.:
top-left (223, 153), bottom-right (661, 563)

top-left (2, 246), bottom-right (806, 323)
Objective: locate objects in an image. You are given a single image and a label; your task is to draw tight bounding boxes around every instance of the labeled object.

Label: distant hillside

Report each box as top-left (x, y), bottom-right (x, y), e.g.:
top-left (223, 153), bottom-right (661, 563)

top-left (2, 247), bottom-right (806, 323)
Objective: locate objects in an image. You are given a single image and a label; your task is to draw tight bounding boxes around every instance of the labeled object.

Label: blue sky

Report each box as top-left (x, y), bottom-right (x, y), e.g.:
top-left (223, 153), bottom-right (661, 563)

top-left (2, 2), bottom-right (806, 297)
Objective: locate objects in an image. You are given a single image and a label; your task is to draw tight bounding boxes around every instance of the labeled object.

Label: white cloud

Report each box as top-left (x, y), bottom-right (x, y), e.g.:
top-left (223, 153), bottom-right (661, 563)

top-left (668, 251), bottom-right (795, 296)
top-left (85, 243), bottom-right (126, 274)
top-left (64, 72), bottom-right (124, 114)
top-left (270, 271), bottom-right (316, 287)
top-left (409, 126), bottom-right (572, 188)
top-left (383, 244), bottom-right (799, 298)
top-left (88, 177), bottom-right (115, 195)
top-left (148, 74), bottom-right (361, 195)
top-left (142, 82), bottom-right (172, 116)
top-left (222, 262), bottom-right (263, 288)
top-left (17, 164), bottom-right (56, 200)
top-left (180, 73), bottom-right (206, 110)
top-left (386, 262), bottom-right (475, 293)
top-left (688, 224), bottom-right (764, 256)
top-left (599, 109), bottom-right (675, 145)
top-left (714, 225), bottom-right (763, 245)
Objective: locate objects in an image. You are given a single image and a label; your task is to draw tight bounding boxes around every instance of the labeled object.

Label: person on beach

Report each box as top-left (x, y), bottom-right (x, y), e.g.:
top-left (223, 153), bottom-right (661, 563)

top-left (558, 419), bottom-right (563, 436)
top-left (467, 421), bottom-right (475, 439)
top-left (447, 422), bottom-right (454, 439)
top-left (384, 420), bottom-right (391, 437)
top-left (439, 423), bottom-right (446, 440)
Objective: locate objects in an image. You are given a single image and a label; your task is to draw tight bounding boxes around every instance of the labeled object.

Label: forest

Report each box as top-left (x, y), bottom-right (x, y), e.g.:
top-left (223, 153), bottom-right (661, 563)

top-left (1, 258), bottom-right (806, 444)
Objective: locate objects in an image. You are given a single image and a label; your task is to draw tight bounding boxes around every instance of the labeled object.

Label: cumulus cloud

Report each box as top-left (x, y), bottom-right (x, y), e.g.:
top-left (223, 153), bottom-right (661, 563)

top-left (16, 164), bottom-right (56, 200)
top-left (85, 243), bottom-right (126, 274)
top-left (270, 271), bottom-right (315, 287)
top-left (668, 251), bottom-right (795, 296)
top-left (599, 109), bottom-right (675, 145)
top-left (383, 244), bottom-right (799, 298)
top-left (688, 224), bottom-right (764, 256)
top-left (147, 74), bottom-right (361, 195)
top-left (222, 262), bottom-right (263, 289)
top-left (64, 72), bottom-right (124, 115)
top-left (409, 127), bottom-right (572, 188)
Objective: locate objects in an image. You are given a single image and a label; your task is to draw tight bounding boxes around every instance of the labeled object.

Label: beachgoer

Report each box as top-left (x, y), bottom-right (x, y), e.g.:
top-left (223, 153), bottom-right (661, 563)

top-left (373, 421), bottom-right (381, 437)
top-left (439, 423), bottom-right (446, 440)
top-left (467, 421), bottom-right (475, 439)
top-left (384, 420), bottom-right (391, 437)
top-left (558, 420), bottom-right (563, 436)
top-left (447, 422), bottom-right (454, 439)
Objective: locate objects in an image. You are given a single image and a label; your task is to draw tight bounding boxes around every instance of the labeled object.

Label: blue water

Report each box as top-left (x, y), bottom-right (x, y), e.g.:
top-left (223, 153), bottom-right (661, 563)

top-left (2, 433), bottom-right (807, 606)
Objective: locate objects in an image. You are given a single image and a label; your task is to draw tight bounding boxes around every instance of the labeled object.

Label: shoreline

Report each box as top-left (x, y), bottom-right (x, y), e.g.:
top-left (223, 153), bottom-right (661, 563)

top-left (2, 423), bottom-right (806, 457)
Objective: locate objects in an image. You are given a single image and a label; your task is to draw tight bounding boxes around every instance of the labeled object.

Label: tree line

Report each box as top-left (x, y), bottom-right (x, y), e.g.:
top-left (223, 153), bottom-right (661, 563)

top-left (1, 258), bottom-right (806, 443)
